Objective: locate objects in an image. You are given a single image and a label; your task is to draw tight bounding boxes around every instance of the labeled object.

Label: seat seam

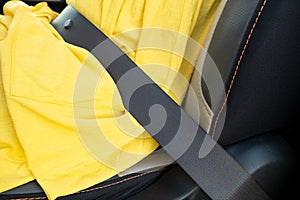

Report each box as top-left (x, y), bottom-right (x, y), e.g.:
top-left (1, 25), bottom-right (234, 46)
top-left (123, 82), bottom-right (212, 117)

top-left (7, 168), bottom-right (166, 200)
top-left (211, 0), bottom-right (268, 139)
top-left (76, 168), bottom-right (165, 194)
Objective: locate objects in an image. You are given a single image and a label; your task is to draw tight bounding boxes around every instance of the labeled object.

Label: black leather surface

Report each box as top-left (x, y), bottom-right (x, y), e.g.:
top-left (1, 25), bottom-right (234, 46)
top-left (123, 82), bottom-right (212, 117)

top-left (0, 169), bottom-right (164, 200)
top-left (129, 133), bottom-right (295, 200)
top-left (226, 133), bottom-right (295, 200)
top-left (203, 0), bottom-right (260, 91)
top-left (203, 0), bottom-right (300, 145)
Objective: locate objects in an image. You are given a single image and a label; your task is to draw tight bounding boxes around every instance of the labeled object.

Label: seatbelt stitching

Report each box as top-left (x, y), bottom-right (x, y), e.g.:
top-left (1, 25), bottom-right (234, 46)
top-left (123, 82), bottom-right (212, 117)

top-left (211, 0), bottom-right (268, 139)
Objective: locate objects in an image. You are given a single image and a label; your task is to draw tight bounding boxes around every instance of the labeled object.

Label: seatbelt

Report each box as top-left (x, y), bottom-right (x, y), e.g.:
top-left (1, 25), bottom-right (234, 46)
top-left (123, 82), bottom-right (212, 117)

top-left (52, 6), bottom-right (270, 200)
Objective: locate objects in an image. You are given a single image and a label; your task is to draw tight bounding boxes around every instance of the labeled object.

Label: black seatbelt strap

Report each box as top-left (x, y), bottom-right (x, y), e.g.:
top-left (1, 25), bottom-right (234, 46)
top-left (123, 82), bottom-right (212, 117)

top-left (52, 6), bottom-right (270, 200)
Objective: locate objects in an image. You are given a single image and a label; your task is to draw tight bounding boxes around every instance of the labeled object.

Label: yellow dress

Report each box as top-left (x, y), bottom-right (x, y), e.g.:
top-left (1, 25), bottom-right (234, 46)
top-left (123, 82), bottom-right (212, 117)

top-left (0, 0), bottom-right (220, 199)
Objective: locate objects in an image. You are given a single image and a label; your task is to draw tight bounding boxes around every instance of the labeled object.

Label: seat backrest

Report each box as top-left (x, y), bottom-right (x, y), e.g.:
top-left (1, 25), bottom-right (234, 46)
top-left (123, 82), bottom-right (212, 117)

top-left (201, 0), bottom-right (300, 145)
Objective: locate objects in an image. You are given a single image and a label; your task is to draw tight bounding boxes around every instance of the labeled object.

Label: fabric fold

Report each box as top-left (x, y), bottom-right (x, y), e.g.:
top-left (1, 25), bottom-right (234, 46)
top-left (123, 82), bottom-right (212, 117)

top-left (0, 0), bottom-right (221, 199)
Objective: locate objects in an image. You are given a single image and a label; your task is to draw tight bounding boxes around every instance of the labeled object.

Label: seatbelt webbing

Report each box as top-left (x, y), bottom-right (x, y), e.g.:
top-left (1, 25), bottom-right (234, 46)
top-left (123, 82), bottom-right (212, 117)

top-left (52, 6), bottom-right (270, 200)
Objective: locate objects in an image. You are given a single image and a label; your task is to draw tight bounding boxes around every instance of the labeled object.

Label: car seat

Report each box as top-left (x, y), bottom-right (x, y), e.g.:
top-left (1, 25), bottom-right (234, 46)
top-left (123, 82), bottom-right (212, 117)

top-left (1, 0), bottom-right (298, 199)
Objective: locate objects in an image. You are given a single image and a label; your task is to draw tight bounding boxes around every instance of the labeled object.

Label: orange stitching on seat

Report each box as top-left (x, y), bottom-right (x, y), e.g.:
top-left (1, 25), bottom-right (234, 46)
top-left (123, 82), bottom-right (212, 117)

top-left (77, 168), bottom-right (166, 194)
top-left (8, 197), bottom-right (47, 200)
top-left (7, 168), bottom-right (165, 200)
top-left (211, 0), bottom-right (268, 139)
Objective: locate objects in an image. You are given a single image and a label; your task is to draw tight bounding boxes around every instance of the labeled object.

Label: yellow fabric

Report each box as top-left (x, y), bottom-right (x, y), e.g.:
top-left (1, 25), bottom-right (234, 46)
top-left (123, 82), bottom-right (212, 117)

top-left (0, 0), bottom-right (221, 199)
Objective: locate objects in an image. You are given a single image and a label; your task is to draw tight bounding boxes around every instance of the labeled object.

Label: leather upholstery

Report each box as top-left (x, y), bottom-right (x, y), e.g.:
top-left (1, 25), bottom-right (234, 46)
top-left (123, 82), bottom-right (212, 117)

top-left (1, 0), bottom-right (298, 199)
top-left (202, 0), bottom-right (300, 145)
top-left (129, 133), bottom-right (295, 200)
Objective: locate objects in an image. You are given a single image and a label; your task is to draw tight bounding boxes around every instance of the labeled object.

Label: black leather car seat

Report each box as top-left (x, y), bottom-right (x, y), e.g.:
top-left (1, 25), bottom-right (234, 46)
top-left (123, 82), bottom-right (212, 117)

top-left (1, 0), bottom-right (298, 199)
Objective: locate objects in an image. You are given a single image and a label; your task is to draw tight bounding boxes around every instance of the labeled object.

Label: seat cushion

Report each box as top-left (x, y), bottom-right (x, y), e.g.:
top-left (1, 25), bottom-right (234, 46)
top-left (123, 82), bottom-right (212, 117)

top-left (0, 168), bottom-right (167, 200)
